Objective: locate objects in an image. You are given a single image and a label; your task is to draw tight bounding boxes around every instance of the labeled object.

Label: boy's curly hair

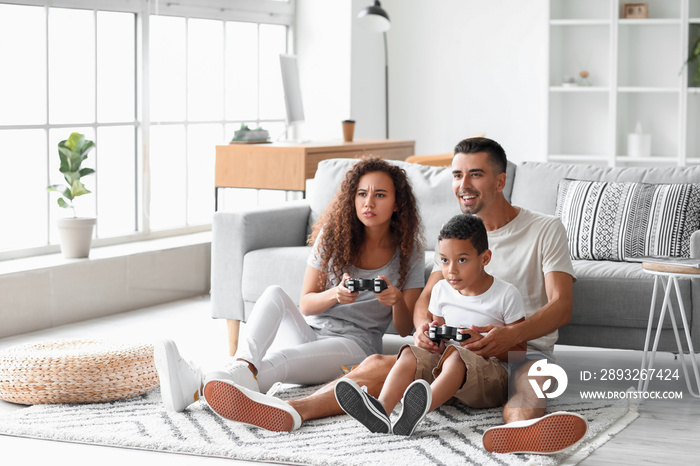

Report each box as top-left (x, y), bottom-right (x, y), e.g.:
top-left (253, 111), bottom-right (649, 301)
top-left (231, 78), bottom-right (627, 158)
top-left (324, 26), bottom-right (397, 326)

top-left (309, 156), bottom-right (424, 288)
top-left (438, 214), bottom-right (489, 255)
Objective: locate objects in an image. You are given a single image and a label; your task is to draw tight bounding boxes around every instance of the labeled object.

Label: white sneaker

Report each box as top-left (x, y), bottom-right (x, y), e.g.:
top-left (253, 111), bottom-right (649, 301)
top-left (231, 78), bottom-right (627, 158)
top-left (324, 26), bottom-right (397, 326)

top-left (154, 339), bottom-right (203, 412)
top-left (482, 411), bottom-right (588, 454)
top-left (203, 360), bottom-right (260, 393)
top-left (203, 379), bottom-right (302, 432)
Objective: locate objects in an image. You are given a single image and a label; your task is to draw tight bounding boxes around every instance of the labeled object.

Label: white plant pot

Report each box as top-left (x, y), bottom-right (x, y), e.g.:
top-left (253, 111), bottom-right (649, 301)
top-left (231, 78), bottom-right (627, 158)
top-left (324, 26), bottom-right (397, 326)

top-left (57, 217), bottom-right (96, 259)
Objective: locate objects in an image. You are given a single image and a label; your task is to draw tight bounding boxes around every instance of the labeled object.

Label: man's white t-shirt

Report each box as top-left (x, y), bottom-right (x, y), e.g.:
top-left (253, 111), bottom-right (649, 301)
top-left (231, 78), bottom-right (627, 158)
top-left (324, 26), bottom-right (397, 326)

top-left (429, 277), bottom-right (525, 331)
top-left (433, 208), bottom-right (575, 358)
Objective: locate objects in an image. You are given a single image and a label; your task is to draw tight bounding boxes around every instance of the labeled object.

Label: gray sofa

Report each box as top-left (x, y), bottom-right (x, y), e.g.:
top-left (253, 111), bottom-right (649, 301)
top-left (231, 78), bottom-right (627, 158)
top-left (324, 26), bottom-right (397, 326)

top-left (212, 158), bottom-right (700, 352)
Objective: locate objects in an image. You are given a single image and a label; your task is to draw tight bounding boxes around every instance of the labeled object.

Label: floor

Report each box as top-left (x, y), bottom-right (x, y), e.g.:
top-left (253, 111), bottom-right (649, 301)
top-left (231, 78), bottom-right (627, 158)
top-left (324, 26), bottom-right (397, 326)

top-left (1, 296), bottom-right (698, 465)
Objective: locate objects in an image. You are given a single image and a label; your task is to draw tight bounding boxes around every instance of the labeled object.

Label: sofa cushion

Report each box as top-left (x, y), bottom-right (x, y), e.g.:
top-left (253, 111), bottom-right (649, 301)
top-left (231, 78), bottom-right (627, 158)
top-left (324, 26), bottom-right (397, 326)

top-left (242, 247), bottom-right (312, 308)
top-left (555, 179), bottom-right (700, 260)
top-left (510, 161), bottom-right (700, 216)
top-left (570, 260), bottom-right (692, 331)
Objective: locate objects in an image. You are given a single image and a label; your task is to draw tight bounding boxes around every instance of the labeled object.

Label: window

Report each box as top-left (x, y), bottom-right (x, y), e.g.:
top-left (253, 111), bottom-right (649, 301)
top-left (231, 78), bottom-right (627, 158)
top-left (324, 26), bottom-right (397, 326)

top-left (0, 0), bottom-right (293, 259)
top-left (149, 16), bottom-right (287, 230)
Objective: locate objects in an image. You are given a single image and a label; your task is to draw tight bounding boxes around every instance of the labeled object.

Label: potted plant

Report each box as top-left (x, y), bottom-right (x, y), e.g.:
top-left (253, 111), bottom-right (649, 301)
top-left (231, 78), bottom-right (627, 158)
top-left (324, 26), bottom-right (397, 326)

top-left (47, 132), bottom-right (96, 258)
top-left (682, 33), bottom-right (700, 86)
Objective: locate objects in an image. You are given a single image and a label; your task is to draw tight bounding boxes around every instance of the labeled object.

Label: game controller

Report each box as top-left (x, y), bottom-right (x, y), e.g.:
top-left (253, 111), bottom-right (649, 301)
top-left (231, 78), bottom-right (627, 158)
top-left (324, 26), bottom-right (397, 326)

top-left (428, 325), bottom-right (471, 343)
top-left (344, 278), bottom-right (388, 293)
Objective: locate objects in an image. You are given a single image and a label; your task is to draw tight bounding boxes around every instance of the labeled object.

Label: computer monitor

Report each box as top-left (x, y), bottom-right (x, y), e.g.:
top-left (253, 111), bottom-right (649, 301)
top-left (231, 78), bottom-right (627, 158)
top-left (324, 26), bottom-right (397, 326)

top-left (280, 54), bottom-right (305, 137)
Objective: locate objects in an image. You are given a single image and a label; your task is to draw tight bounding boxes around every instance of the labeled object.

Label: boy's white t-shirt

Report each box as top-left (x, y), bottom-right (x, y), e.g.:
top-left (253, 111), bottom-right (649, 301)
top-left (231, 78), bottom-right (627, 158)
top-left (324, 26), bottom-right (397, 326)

top-left (428, 277), bottom-right (525, 333)
top-left (433, 208), bottom-right (575, 358)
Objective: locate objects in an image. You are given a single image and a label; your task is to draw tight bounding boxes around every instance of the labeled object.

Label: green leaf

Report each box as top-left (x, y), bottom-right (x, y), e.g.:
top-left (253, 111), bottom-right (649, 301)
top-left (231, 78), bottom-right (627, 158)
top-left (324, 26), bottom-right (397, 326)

top-left (79, 139), bottom-right (95, 157)
top-left (64, 132), bottom-right (84, 152)
top-left (58, 146), bottom-right (72, 173)
top-left (52, 132), bottom-right (95, 216)
top-left (70, 179), bottom-right (91, 197)
top-left (47, 184), bottom-right (66, 193)
top-left (680, 35), bottom-right (700, 81)
top-left (64, 171), bottom-right (80, 186)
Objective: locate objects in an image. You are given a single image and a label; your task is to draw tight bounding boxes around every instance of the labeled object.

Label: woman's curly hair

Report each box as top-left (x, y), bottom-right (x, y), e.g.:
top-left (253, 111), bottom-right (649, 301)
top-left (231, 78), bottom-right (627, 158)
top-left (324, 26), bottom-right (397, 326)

top-left (309, 156), bottom-right (424, 288)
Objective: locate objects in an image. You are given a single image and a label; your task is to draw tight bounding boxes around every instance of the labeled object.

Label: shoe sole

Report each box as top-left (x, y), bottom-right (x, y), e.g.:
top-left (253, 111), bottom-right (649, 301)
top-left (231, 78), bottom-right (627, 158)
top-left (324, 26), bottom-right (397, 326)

top-left (482, 412), bottom-right (588, 454)
top-left (393, 380), bottom-right (431, 436)
top-left (154, 340), bottom-right (186, 412)
top-left (204, 380), bottom-right (295, 432)
top-left (335, 380), bottom-right (390, 434)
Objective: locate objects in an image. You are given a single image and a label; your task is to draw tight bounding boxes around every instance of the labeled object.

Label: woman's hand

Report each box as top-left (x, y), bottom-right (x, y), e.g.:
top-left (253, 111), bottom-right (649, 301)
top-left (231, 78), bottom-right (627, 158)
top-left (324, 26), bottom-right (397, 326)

top-left (375, 275), bottom-right (402, 307)
top-left (335, 273), bottom-right (359, 305)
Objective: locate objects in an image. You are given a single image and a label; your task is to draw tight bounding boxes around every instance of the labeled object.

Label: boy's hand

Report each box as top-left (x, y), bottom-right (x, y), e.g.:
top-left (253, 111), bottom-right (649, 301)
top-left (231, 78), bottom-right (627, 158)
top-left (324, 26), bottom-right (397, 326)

top-left (375, 275), bottom-right (402, 307)
top-left (413, 320), bottom-right (441, 353)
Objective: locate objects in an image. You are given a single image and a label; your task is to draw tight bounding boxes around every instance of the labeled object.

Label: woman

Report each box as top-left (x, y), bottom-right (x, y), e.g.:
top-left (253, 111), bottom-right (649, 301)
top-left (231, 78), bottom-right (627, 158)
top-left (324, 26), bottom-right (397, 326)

top-left (155, 156), bottom-right (425, 431)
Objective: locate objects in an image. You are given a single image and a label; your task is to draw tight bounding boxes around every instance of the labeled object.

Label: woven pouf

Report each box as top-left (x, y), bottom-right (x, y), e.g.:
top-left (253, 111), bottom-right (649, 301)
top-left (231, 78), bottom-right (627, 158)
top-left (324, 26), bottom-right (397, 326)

top-left (0, 339), bottom-right (160, 405)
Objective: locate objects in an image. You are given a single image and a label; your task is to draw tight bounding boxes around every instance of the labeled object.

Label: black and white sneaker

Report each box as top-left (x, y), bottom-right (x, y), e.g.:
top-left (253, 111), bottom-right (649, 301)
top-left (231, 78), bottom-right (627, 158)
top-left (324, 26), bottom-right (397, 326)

top-left (335, 379), bottom-right (391, 434)
top-left (392, 379), bottom-right (432, 436)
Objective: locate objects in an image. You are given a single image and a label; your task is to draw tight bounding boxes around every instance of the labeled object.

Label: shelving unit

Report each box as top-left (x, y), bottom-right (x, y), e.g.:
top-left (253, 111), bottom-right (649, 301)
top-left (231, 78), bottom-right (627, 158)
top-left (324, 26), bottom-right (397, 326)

top-left (546, 0), bottom-right (700, 166)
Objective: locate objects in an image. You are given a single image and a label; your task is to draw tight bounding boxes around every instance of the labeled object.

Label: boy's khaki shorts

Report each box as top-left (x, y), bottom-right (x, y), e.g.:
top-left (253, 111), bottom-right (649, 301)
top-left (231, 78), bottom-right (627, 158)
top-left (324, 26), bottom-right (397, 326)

top-left (400, 344), bottom-right (508, 408)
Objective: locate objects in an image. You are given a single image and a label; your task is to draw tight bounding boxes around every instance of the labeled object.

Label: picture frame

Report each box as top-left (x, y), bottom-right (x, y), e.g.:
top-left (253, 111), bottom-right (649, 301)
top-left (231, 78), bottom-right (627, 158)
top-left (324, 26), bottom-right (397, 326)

top-left (623, 3), bottom-right (648, 19)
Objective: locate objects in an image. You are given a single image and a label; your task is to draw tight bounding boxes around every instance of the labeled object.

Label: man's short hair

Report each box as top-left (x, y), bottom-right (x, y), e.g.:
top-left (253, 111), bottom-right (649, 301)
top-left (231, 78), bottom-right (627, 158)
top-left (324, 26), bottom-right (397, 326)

top-left (453, 137), bottom-right (508, 174)
top-left (438, 214), bottom-right (488, 255)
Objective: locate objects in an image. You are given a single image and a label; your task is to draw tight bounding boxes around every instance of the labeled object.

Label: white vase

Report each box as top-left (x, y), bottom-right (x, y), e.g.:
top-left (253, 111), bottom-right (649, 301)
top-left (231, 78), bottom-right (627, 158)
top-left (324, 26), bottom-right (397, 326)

top-left (57, 217), bottom-right (96, 259)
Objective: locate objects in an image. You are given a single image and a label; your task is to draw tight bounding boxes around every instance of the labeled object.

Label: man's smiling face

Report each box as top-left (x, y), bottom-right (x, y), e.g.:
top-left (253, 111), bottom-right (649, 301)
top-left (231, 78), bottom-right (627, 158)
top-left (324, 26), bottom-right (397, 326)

top-left (451, 152), bottom-right (505, 215)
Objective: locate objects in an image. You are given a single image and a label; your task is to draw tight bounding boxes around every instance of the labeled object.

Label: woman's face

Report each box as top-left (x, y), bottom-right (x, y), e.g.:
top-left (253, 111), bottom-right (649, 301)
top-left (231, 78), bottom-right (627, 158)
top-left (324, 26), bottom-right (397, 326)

top-left (354, 171), bottom-right (396, 229)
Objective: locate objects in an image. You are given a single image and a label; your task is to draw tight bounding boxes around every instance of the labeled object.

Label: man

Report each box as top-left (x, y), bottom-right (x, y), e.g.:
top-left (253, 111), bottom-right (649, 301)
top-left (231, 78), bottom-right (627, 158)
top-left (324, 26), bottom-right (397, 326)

top-left (201, 137), bottom-right (588, 454)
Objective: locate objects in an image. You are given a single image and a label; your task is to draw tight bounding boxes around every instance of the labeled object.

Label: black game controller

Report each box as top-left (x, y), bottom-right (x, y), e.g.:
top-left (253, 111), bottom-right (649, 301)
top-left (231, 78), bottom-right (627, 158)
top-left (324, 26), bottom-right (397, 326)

top-left (344, 278), bottom-right (388, 293)
top-left (428, 325), bottom-right (471, 343)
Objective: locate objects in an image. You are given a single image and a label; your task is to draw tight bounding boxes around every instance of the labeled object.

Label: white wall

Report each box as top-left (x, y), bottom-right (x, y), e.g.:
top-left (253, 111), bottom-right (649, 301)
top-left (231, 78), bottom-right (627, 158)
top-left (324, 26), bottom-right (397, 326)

top-left (299, 0), bottom-right (549, 163)
top-left (295, 0), bottom-right (353, 141)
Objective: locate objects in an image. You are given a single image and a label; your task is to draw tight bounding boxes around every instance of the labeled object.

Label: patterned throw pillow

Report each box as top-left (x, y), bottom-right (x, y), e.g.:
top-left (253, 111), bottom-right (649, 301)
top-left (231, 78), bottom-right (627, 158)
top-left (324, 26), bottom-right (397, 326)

top-left (555, 179), bottom-right (700, 261)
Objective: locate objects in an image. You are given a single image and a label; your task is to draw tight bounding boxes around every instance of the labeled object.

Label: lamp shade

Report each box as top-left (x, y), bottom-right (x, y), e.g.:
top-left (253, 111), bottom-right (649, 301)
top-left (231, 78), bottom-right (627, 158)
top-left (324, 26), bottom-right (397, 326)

top-left (358, 1), bottom-right (391, 32)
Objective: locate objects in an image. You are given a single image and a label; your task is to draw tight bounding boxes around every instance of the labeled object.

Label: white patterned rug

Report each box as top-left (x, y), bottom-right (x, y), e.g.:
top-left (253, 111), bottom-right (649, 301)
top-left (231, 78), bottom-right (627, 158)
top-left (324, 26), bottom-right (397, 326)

top-left (0, 385), bottom-right (638, 466)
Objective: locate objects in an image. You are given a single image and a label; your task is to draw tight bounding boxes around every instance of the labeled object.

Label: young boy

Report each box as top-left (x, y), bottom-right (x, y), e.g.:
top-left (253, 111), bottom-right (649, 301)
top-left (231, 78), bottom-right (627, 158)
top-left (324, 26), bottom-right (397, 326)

top-left (334, 214), bottom-right (526, 436)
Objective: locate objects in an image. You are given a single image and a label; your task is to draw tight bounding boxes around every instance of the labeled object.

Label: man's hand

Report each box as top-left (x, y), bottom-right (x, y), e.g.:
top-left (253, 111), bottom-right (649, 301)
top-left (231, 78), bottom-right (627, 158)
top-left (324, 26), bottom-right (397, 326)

top-left (464, 324), bottom-right (515, 358)
top-left (413, 320), bottom-right (441, 353)
top-left (457, 327), bottom-right (483, 347)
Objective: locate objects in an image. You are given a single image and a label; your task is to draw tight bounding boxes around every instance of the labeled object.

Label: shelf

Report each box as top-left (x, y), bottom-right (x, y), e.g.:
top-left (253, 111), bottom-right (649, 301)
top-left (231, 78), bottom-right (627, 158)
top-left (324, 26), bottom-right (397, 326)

top-left (550, 86), bottom-right (609, 92)
top-left (617, 87), bottom-right (680, 93)
top-left (549, 155), bottom-right (610, 163)
top-left (615, 156), bottom-right (680, 163)
top-left (547, 0), bottom-right (693, 167)
top-left (550, 19), bottom-right (611, 26)
top-left (619, 19), bottom-right (681, 26)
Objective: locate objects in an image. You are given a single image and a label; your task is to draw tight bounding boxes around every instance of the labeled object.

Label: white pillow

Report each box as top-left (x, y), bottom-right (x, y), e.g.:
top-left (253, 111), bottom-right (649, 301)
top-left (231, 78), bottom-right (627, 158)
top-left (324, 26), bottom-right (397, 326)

top-left (555, 179), bottom-right (700, 261)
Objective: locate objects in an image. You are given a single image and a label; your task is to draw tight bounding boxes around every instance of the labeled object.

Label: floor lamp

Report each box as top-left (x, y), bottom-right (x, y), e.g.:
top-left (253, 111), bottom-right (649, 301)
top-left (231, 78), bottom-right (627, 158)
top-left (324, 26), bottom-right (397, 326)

top-left (358, 1), bottom-right (391, 139)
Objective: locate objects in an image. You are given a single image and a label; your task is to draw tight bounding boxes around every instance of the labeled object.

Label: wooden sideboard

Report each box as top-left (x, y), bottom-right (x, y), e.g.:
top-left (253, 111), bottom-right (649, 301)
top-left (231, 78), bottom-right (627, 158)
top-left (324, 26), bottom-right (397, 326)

top-left (215, 139), bottom-right (415, 207)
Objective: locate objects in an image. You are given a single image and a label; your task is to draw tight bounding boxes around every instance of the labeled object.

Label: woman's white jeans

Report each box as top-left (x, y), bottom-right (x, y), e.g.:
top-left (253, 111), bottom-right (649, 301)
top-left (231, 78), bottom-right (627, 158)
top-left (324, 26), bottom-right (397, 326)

top-left (235, 285), bottom-right (367, 393)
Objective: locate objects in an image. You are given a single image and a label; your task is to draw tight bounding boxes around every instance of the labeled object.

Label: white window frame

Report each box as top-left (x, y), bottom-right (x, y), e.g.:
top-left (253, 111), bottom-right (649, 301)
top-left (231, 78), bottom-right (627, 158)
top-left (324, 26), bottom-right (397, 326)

top-left (0, 0), bottom-right (295, 260)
